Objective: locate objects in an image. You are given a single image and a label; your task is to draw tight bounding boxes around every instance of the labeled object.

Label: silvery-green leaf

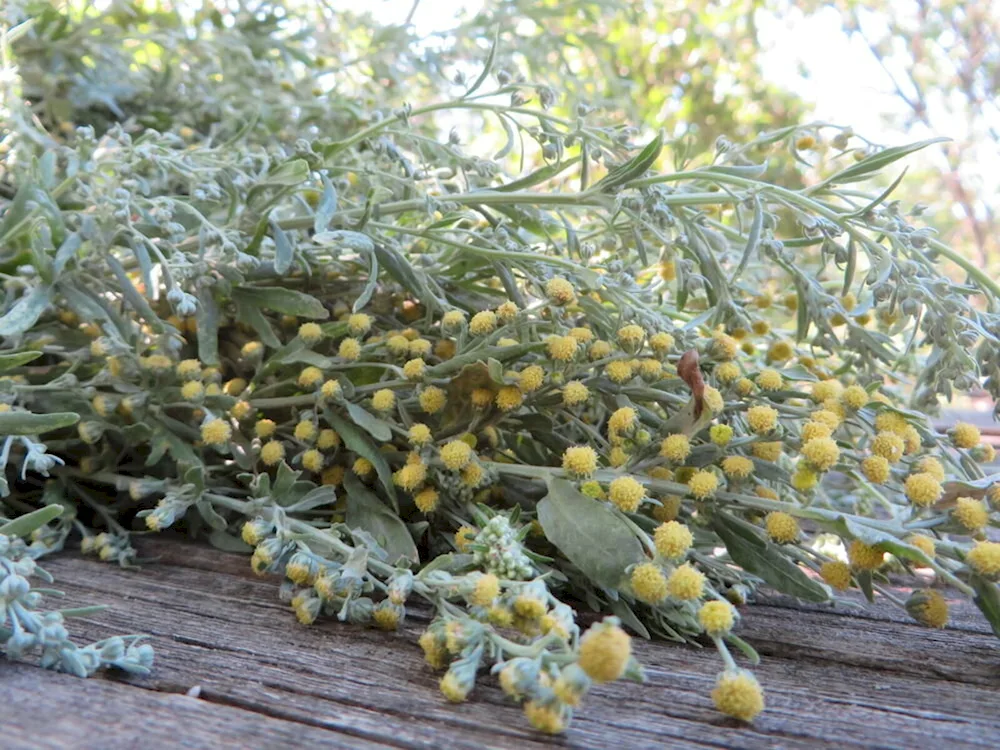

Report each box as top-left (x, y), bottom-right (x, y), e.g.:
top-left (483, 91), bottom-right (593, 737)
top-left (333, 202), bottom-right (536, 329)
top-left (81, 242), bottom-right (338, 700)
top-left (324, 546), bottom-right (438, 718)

top-left (344, 472), bottom-right (417, 565)
top-left (0, 505), bottom-right (63, 539)
top-left (0, 411), bottom-right (79, 435)
top-left (537, 477), bottom-right (643, 590)
top-left (713, 511), bottom-right (828, 602)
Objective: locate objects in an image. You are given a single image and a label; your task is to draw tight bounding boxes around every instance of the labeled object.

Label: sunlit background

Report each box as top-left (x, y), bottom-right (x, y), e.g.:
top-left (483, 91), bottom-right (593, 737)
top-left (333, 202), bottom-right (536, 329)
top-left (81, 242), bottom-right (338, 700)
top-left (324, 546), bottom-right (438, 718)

top-left (364, 0), bottom-right (997, 272)
top-left (6, 0), bottom-right (997, 275)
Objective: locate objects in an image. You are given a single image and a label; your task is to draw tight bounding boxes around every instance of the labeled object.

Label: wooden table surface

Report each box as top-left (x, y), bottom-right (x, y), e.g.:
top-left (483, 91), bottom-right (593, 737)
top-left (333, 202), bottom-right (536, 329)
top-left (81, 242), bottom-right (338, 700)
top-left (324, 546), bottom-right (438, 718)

top-left (3, 537), bottom-right (999, 749)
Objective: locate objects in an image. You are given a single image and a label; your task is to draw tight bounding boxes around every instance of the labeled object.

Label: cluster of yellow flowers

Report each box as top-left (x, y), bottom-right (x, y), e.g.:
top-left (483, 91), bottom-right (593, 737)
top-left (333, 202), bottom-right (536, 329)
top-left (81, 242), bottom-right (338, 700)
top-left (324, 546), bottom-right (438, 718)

top-left (53, 254), bottom-right (999, 735)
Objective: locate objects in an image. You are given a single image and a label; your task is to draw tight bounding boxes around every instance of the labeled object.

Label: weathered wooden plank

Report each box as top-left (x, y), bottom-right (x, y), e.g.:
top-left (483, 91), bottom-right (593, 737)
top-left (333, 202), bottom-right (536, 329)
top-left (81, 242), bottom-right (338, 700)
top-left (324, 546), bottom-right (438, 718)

top-left (7, 538), bottom-right (1000, 749)
top-left (0, 660), bottom-right (379, 750)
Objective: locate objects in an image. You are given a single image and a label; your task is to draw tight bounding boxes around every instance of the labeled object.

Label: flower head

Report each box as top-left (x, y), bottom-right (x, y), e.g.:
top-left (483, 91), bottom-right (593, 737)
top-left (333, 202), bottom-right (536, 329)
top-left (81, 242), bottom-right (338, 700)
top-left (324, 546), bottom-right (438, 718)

top-left (904, 472), bottom-right (942, 507)
top-left (953, 497), bottom-right (989, 532)
top-left (302, 449), bottom-right (324, 473)
top-left (631, 562), bottom-right (668, 603)
top-left (395, 461), bottom-right (427, 491)
top-left (757, 369), bottom-right (783, 391)
top-left (589, 340), bottom-right (612, 360)
top-left (609, 407), bottom-right (638, 435)
top-left (848, 539), bottom-right (884, 570)
top-left (440, 440), bottom-right (473, 471)
top-left (660, 434), bottom-right (691, 462)
top-left (687, 470), bottom-right (718, 499)
top-left (419, 386), bottom-right (447, 414)
top-left (408, 423), bottom-right (432, 446)
top-left (346, 313), bottom-right (371, 336)
top-left (820, 560), bottom-right (851, 591)
top-left (667, 564), bottom-right (705, 600)
top-left (605, 360), bottom-right (633, 383)
top-left (801, 437), bottom-right (840, 471)
top-left (298, 322), bottom-right (324, 344)
top-left (371, 388), bottom-right (396, 412)
top-left (967, 541), bottom-right (1000, 578)
top-left (712, 670), bottom-right (765, 722)
top-left (861, 455), bottom-right (891, 484)
top-left (872, 432), bottom-right (904, 462)
top-left (547, 335), bottom-right (578, 361)
top-left (260, 440), bottom-right (285, 466)
top-left (339, 338), bottom-right (362, 360)
top-left (495, 386), bottom-right (523, 411)
top-left (545, 277), bottom-right (576, 305)
top-left (699, 600), bottom-right (736, 636)
top-left (562, 446), bottom-right (598, 477)
top-left (403, 358), bottom-right (425, 381)
top-left (764, 512), bottom-right (799, 544)
top-left (470, 310), bottom-right (497, 336)
top-left (841, 384), bottom-right (868, 410)
top-left (294, 420), bottom-right (316, 442)
top-left (650, 332), bottom-right (674, 354)
top-left (518, 365), bottom-right (545, 393)
top-left (654, 521), bottom-right (693, 559)
top-left (609, 476), bottom-right (645, 512)
top-left (201, 418), bottom-right (231, 446)
top-left (577, 618), bottom-right (631, 683)
top-left (951, 422), bottom-right (981, 450)
top-left (617, 324), bottom-right (645, 349)
top-left (469, 573), bottom-right (501, 607)
top-left (414, 487), bottom-right (439, 513)
top-left (562, 381), bottom-right (590, 406)
top-left (710, 424), bottom-right (734, 446)
top-left (721, 455), bottom-right (754, 479)
top-left (746, 405), bottom-right (778, 434)
top-left (906, 589), bottom-right (949, 628)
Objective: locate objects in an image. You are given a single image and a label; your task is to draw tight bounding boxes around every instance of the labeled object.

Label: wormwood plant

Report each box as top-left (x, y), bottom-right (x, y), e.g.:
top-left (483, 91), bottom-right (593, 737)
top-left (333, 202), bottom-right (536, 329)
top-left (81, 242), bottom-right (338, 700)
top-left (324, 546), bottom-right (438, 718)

top-left (2, 1), bottom-right (1000, 733)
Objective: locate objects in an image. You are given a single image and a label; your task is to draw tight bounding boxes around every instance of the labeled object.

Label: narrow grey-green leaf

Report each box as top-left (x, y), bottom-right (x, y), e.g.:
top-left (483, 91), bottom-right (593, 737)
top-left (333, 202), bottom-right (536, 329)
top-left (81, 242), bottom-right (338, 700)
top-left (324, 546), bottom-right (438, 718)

top-left (196, 286), bottom-right (220, 366)
top-left (729, 195), bottom-right (762, 284)
top-left (328, 411), bottom-right (397, 505)
top-left (713, 511), bottom-right (828, 602)
top-left (353, 248), bottom-right (379, 313)
top-left (261, 158), bottom-right (310, 187)
top-left (594, 130), bottom-right (664, 192)
top-left (345, 402), bottom-right (393, 442)
top-left (0, 351), bottom-right (41, 371)
top-left (344, 472), bottom-right (417, 565)
top-left (609, 598), bottom-right (651, 639)
top-left (271, 220), bottom-right (294, 274)
top-left (53, 233), bottom-right (83, 277)
top-left (0, 286), bottom-right (52, 337)
top-left (537, 478), bottom-right (643, 589)
top-left (232, 286), bottom-right (329, 319)
top-left (462, 25), bottom-right (499, 99)
top-left (313, 175), bottom-right (338, 235)
top-left (971, 575), bottom-right (1000, 639)
top-left (819, 137), bottom-right (949, 186)
top-left (0, 505), bottom-right (63, 539)
top-left (234, 298), bottom-right (281, 349)
top-left (208, 529), bottom-right (254, 554)
top-left (0, 411), bottom-right (79, 436)
top-left (830, 516), bottom-right (932, 567)
top-left (106, 255), bottom-right (163, 332)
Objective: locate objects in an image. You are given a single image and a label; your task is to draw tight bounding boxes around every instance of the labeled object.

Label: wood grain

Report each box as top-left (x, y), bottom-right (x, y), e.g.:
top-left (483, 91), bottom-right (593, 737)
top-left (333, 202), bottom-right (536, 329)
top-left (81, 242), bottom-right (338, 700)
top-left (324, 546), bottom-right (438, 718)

top-left (2, 537), bottom-right (998, 749)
